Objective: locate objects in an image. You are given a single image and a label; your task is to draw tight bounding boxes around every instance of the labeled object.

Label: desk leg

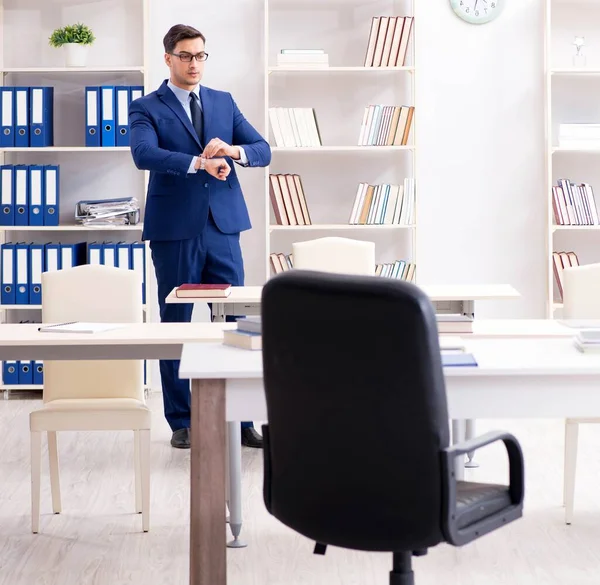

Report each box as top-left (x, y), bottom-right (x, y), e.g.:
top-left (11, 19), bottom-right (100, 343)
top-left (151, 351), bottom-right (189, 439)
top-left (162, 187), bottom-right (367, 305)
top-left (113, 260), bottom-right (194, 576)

top-left (212, 303), bottom-right (226, 323)
top-left (190, 379), bottom-right (227, 585)
top-left (226, 422), bottom-right (247, 548)
top-left (451, 419), bottom-right (466, 481)
top-left (465, 419), bottom-right (479, 468)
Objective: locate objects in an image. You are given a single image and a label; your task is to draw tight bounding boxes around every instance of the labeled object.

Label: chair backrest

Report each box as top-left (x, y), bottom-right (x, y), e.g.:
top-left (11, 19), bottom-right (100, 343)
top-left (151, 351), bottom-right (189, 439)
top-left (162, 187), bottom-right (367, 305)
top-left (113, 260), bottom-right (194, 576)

top-left (41, 264), bottom-right (144, 403)
top-left (261, 270), bottom-right (450, 552)
top-left (563, 263), bottom-right (600, 319)
top-left (292, 237), bottom-right (375, 275)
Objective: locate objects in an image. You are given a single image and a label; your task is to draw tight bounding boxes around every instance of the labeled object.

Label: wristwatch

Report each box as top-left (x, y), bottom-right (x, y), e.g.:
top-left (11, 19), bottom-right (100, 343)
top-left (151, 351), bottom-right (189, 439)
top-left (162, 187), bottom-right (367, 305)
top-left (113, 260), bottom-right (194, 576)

top-left (199, 156), bottom-right (206, 171)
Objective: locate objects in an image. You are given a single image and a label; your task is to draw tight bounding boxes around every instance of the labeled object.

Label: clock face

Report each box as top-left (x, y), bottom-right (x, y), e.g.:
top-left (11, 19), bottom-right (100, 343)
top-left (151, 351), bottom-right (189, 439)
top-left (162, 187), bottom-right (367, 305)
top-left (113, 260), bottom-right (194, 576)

top-left (450, 0), bottom-right (504, 24)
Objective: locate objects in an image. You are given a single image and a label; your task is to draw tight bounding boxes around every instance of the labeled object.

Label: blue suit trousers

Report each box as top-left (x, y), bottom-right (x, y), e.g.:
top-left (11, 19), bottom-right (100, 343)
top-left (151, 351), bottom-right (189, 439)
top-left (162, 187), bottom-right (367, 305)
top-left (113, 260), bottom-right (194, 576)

top-left (150, 212), bottom-right (252, 432)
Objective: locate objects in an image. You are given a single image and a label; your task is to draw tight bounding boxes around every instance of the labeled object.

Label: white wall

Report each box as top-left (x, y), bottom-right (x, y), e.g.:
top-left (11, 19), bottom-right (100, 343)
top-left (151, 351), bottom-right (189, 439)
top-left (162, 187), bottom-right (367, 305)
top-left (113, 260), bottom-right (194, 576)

top-left (415, 0), bottom-right (546, 318)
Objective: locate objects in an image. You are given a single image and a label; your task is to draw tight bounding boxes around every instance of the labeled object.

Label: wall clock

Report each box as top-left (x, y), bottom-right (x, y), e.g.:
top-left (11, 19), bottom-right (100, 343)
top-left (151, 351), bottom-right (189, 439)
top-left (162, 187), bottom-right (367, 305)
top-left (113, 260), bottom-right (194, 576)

top-left (450, 0), bottom-right (504, 24)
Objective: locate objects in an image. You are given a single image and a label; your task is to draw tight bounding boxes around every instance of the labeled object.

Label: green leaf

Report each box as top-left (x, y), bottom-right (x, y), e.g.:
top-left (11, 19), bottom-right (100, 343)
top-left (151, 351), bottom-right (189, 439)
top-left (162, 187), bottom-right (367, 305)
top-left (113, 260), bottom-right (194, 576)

top-left (48, 22), bottom-right (95, 47)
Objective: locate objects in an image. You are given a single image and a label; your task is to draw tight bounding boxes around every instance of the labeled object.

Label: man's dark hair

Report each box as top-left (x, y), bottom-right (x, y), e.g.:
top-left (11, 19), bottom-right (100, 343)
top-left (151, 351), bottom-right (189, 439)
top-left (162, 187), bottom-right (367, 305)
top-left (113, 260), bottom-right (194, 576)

top-left (163, 24), bottom-right (206, 54)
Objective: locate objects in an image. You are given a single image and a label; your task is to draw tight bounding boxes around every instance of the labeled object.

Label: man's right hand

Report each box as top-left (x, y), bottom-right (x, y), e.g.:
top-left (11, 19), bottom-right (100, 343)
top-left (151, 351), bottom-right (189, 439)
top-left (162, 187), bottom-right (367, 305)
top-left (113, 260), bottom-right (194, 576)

top-left (196, 156), bottom-right (231, 181)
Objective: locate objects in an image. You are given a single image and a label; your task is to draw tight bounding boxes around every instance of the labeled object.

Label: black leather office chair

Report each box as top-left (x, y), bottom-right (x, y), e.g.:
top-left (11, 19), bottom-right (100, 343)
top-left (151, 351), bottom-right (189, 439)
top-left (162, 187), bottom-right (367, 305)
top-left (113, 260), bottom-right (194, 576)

top-left (260, 270), bottom-right (524, 585)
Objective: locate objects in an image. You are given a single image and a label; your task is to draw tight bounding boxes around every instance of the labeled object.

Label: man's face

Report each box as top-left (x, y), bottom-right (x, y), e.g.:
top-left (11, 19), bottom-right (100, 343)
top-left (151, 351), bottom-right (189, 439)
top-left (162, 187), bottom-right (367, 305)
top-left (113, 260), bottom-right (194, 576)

top-left (165, 37), bottom-right (206, 89)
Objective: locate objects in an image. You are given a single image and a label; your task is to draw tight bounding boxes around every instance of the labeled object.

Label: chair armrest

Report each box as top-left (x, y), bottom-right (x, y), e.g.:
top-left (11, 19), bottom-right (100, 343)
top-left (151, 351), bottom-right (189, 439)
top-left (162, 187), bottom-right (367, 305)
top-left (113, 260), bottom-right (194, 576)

top-left (440, 430), bottom-right (525, 546)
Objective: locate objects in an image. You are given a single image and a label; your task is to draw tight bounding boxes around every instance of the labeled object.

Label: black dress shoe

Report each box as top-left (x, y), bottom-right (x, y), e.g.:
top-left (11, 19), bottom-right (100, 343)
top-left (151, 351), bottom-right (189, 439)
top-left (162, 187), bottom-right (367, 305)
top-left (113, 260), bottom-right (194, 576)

top-left (241, 427), bottom-right (263, 449)
top-left (171, 428), bottom-right (190, 449)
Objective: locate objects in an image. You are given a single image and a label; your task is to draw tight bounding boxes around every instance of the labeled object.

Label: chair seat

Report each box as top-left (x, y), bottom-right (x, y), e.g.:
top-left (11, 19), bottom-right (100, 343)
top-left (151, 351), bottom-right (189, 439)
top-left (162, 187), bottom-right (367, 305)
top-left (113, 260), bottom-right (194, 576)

top-left (30, 398), bottom-right (151, 432)
top-left (455, 481), bottom-right (512, 530)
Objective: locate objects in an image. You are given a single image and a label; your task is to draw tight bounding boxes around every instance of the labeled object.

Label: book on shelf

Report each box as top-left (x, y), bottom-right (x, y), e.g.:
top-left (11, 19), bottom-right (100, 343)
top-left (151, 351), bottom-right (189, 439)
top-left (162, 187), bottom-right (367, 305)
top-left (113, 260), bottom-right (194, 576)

top-left (349, 179), bottom-right (415, 225)
top-left (376, 260), bottom-right (415, 282)
top-left (269, 107), bottom-right (322, 147)
top-left (276, 49), bottom-right (329, 68)
top-left (270, 252), bottom-right (293, 274)
top-left (552, 179), bottom-right (599, 226)
top-left (223, 317), bottom-right (262, 350)
top-left (269, 174), bottom-right (311, 225)
top-left (552, 250), bottom-right (579, 301)
top-left (358, 105), bottom-right (414, 146)
top-left (174, 283), bottom-right (231, 298)
top-left (364, 16), bottom-right (413, 68)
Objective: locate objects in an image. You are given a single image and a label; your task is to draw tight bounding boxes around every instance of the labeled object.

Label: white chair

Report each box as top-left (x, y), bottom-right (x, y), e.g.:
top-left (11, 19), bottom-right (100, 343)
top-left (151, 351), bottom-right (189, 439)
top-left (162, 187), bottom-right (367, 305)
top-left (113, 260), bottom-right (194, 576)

top-left (562, 262), bottom-right (600, 524)
top-left (30, 264), bottom-right (150, 533)
top-left (292, 236), bottom-right (376, 275)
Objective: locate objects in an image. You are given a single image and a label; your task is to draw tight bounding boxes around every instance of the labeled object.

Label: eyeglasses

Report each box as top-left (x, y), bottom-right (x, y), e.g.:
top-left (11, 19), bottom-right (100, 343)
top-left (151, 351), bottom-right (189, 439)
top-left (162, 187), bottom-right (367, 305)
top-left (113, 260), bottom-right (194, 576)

top-left (171, 52), bottom-right (209, 62)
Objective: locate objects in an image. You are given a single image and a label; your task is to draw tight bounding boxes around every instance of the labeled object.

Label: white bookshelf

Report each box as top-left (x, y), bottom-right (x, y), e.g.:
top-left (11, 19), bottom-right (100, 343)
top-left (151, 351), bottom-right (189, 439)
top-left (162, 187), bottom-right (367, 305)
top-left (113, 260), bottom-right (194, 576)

top-left (544, 0), bottom-right (600, 317)
top-left (0, 0), bottom-right (152, 393)
top-left (264, 0), bottom-right (416, 281)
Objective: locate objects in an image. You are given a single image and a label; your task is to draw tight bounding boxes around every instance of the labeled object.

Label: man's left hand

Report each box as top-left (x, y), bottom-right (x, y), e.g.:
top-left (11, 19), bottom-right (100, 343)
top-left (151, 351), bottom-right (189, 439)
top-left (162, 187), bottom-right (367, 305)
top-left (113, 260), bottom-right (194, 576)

top-left (202, 138), bottom-right (240, 160)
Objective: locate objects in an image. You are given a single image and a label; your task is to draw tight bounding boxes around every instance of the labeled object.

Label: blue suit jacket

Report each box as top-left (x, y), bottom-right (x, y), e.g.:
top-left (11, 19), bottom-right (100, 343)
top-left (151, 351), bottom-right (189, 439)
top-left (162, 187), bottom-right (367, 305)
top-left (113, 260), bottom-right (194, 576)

top-left (129, 80), bottom-right (271, 241)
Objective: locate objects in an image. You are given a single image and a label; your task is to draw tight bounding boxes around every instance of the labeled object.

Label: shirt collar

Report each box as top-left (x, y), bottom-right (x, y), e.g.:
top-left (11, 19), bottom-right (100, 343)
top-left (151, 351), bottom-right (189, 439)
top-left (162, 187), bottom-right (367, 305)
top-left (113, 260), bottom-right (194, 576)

top-left (167, 80), bottom-right (201, 107)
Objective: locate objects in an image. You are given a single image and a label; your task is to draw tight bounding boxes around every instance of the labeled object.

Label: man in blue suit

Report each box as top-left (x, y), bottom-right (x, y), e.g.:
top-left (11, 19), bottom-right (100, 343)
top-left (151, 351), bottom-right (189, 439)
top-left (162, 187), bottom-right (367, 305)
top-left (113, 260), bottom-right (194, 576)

top-left (129, 24), bottom-right (271, 449)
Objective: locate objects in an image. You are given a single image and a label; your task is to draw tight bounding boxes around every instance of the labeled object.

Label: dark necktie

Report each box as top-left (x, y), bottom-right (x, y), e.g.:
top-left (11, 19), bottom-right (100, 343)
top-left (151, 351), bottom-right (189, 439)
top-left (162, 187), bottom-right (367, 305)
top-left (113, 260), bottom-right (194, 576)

top-left (189, 92), bottom-right (204, 145)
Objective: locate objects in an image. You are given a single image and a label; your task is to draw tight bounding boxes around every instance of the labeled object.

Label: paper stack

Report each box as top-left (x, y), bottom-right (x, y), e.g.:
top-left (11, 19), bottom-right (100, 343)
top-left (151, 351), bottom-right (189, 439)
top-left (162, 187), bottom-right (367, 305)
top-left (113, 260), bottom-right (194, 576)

top-left (573, 329), bottom-right (600, 353)
top-left (276, 49), bottom-right (329, 68)
top-left (75, 197), bottom-right (140, 227)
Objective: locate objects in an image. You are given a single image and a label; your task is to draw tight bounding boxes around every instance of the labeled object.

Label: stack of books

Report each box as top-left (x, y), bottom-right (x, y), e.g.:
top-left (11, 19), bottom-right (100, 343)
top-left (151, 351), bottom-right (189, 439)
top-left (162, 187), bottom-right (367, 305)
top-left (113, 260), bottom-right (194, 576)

top-left (436, 314), bottom-right (473, 334)
top-left (223, 316), bottom-right (262, 350)
top-left (439, 336), bottom-right (478, 367)
top-left (276, 49), bottom-right (329, 68)
top-left (573, 329), bottom-right (600, 353)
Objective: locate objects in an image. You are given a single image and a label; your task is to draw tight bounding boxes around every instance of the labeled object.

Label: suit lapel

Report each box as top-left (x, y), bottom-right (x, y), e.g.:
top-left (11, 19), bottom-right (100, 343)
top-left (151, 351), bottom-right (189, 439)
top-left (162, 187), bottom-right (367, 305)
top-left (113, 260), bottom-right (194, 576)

top-left (157, 80), bottom-right (202, 150)
top-left (200, 85), bottom-right (213, 146)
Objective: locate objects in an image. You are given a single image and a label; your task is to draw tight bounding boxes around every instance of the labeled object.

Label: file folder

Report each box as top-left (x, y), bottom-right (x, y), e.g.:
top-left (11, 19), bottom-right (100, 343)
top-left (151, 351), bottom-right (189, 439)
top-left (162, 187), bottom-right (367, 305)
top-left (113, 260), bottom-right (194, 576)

top-left (15, 242), bottom-right (29, 304)
top-left (18, 360), bottom-right (33, 385)
top-left (14, 165), bottom-right (28, 226)
top-left (116, 86), bottom-right (130, 147)
top-left (0, 164), bottom-right (14, 226)
top-left (43, 165), bottom-right (59, 226)
top-left (29, 87), bottom-right (54, 147)
top-left (2, 360), bottom-right (18, 385)
top-left (0, 87), bottom-right (14, 148)
top-left (116, 241), bottom-right (131, 269)
top-left (1, 243), bottom-right (15, 305)
top-left (87, 241), bottom-right (103, 265)
top-left (60, 242), bottom-right (85, 270)
top-left (100, 86), bottom-right (116, 147)
top-left (44, 243), bottom-right (60, 272)
top-left (14, 87), bottom-right (29, 147)
top-left (85, 86), bottom-right (100, 147)
top-left (28, 165), bottom-right (44, 226)
top-left (102, 242), bottom-right (116, 267)
top-left (131, 241), bottom-right (146, 303)
top-left (29, 243), bottom-right (44, 305)
top-left (33, 360), bottom-right (43, 385)
top-left (130, 86), bottom-right (144, 102)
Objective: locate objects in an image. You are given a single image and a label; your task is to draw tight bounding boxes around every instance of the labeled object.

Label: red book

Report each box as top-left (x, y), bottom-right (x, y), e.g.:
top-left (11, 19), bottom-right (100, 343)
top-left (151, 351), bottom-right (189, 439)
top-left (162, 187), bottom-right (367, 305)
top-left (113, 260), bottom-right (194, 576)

top-left (175, 283), bottom-right (232, 298)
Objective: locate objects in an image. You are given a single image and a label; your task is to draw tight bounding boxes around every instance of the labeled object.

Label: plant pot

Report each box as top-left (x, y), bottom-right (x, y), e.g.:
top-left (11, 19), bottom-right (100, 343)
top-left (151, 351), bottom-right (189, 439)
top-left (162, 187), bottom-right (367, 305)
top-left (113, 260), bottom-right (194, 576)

top-left (63, 43), bottom-right (88, 67)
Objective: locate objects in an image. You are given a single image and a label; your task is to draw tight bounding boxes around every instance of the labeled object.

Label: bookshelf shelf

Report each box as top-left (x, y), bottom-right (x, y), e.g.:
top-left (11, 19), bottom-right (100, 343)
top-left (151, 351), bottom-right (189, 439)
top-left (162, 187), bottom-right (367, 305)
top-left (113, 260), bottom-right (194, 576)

top-left (552, 225), bottom-right (600, 231)
top-left (272, 145), bottom-right (414, 153)
top-left (0, 305), bottom-right (149, 311)
top-left (551, 68), bottom-right (600, 76)
top-left (552, 147), bottom-right (600, 154)
top-left (269, 224), bottom-right (415, 231)
top-left (0, 146), bottom-right (131, 152)
top-left (1, 66), bottom-right (144, 74)
top-left (268, 66), bottom-right (414, 73)
top-left (1, 224), bottom-right (143, 231)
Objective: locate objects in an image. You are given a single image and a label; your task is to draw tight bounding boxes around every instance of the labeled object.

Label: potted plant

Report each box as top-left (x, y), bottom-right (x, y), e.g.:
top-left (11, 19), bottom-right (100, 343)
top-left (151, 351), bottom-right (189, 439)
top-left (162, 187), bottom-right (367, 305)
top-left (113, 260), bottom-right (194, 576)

top-left (49, 23), bottom-right (95, 67)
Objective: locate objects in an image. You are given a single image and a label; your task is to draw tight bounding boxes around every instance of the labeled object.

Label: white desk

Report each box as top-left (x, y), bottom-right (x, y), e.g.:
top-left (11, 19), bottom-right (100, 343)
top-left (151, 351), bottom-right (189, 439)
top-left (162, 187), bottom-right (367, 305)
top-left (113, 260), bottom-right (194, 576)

top-left (166, 283), bottom-right (520, 321)
top-left (0, 322), bottom-right (235, 360)
top-left (178, 330), bottom-right (597, 585)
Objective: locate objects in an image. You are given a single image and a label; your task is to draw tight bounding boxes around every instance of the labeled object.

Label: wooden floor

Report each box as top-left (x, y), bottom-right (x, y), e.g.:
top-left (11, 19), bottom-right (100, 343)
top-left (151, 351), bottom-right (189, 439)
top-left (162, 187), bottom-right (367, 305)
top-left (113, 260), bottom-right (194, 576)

top-left (1, 392), bottom-right (600, 585)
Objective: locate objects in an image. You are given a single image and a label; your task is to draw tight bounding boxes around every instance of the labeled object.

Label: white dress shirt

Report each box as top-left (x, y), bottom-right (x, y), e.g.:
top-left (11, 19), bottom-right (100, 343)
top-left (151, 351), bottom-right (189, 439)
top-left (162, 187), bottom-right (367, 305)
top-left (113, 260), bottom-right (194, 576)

top-left (166, 80), bottom-right (248, 174)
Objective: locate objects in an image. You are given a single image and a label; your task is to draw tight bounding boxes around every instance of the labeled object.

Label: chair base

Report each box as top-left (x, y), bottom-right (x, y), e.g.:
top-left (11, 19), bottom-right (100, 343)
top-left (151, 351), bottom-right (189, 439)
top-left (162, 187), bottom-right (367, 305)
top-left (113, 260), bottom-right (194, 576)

top-left (390, 552), bottom-right (414, 585)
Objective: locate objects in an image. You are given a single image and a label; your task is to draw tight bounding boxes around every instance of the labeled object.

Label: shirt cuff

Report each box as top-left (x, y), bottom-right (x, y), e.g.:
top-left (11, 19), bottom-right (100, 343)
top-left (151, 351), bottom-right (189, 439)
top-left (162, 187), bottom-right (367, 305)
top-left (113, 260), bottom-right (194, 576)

top-left (188, 156), bottom-right (198, 174)
top-left (235, 146), bottom-right (248, 166)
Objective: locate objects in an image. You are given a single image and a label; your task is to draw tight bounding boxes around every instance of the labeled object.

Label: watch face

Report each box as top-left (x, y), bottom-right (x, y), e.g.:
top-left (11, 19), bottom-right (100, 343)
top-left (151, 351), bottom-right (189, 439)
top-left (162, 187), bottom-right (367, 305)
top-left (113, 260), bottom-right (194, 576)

top-left (450, 0), bottom-right (503, 24)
